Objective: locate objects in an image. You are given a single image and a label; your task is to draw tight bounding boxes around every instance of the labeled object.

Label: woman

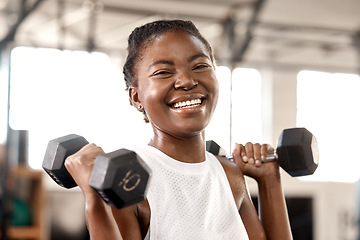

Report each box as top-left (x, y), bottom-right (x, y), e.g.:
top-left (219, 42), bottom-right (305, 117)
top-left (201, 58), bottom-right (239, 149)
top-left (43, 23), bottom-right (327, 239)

top-left (65, 19), bottom-right (292, 240)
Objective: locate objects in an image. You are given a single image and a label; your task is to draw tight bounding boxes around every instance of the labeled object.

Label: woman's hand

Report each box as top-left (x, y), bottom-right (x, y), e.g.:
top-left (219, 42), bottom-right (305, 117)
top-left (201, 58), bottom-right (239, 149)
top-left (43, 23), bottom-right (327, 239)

top-left (232, 142), bottom-right (280, 183)
top-left (64, 143), bottom-right (105, 199)
top-left (233, 142), bottom-right (293, 240)
top-left (65, 143), bottom-right (124, 239)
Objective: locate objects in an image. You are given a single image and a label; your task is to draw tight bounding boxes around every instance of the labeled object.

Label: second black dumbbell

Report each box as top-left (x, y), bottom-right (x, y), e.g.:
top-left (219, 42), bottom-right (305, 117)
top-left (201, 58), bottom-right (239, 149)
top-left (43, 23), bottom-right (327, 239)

top-left (207, 128), bottom-right (319, 177)
top-left (42, 134), bottom-right (151, 209)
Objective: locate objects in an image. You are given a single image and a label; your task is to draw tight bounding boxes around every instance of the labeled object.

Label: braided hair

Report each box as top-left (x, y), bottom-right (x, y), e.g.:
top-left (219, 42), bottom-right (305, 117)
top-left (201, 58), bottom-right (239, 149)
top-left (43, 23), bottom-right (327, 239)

top-left (123, 19), bottom-right (215, 122)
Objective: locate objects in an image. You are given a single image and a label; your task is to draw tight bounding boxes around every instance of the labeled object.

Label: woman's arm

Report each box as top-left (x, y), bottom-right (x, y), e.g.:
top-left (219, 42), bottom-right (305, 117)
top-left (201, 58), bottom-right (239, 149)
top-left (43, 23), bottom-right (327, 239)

top-left (112, 202), bottom-right (148, 240)
top-left (239, 184), bottom-right (267, 240)
top-left (85, 194), bottom-right (123, 239)
top-left (65, 143), bottom-right (123, 240)
top-left (257, 170), bottom-right (292, 240)
top-left (219, 157), bottom-right (266, 239)
top-left (233, 142), bottom-right (293, 240)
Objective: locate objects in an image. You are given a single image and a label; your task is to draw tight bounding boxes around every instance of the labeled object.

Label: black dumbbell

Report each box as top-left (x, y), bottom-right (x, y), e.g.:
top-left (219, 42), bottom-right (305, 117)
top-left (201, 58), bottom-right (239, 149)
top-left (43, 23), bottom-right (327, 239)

top-left (42, 134), bottom-right (151, 209)
top-left (206, 128), bottom-right (319, 177)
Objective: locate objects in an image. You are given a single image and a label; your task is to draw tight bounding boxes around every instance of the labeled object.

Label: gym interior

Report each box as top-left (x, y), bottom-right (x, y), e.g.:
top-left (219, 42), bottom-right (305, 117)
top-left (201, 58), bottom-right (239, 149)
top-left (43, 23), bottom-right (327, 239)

top-left (0, 0), bottom-right (359, 239)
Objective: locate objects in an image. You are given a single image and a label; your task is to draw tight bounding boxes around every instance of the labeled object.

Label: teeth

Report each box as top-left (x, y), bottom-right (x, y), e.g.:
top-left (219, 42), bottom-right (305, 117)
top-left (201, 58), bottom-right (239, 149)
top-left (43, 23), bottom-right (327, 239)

top-left (173, 98), bottom-right (202, 108)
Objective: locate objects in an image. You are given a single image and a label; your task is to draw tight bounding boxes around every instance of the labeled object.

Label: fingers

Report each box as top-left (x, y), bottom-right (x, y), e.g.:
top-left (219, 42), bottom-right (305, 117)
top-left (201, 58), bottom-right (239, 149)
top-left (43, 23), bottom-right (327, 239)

top-left (241, 142), bottom-right (259, 166)
top-left (232, 143), bottom-right (244, 165)
top-left (234, 142), bottom-right (272, 167)
top-left (64, 143), bottom-right (105, 191)
top-left (65, 143), bottom-right (104, 171)
top-left (77, 143), bottom-right (105, 159)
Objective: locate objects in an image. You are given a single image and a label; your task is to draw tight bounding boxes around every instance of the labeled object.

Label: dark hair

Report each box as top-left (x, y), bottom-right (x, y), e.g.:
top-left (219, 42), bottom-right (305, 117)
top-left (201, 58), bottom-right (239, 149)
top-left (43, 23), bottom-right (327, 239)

top-left (123, 19), bottom-right (215, 122)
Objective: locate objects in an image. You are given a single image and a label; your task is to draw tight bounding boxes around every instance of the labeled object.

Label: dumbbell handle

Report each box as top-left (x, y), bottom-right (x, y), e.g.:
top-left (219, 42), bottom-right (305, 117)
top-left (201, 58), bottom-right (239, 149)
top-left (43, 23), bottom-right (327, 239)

top-left (263, 149), bottom-right (278, 163)
top-left (226, 149), bottom-right (278, 163)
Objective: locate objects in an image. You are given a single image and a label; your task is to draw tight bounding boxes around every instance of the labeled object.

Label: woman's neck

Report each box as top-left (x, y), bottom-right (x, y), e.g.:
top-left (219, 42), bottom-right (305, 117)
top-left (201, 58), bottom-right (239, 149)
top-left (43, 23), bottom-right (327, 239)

top-left (148, 130), bottom-right (206, 163)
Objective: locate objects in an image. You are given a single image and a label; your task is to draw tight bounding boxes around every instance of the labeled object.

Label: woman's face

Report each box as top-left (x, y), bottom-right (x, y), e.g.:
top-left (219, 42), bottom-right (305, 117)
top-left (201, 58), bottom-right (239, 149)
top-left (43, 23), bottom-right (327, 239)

top-left (129, 30), bottom-right (219, 138)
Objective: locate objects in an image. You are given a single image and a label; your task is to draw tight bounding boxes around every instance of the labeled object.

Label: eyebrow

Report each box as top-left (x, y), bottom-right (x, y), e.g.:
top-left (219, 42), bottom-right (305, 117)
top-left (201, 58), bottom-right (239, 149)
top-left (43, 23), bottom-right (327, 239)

top-left (188, 53), bottom-right (211, 63)
top-left (148, 60), bottom-right (174, 70)
top-left (148, 53), bottom-right (211, 70)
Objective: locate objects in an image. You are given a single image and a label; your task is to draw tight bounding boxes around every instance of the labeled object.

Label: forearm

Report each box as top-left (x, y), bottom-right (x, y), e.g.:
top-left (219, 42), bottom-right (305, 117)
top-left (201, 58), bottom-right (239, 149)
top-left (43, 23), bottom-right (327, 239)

top-left (257, 175), bottom-right (292, 240)
top-left (85, 196), bottom-right (123, 240)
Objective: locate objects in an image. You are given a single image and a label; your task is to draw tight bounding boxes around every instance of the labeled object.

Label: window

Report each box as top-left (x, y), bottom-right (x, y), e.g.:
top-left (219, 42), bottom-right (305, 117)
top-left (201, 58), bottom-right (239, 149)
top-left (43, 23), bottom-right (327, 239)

top-left (207, 67), bottom-right (263, 154)
top-left (9, 47), bottom-right (152, 169)
top-left (297, 70), bottom-right (360, 182)
top-left (0, 59), bottom-right (8, 144)
top-left (206, 66), bottom-right (231, 151)
top-left (231, 68), bottom-right (262, 145)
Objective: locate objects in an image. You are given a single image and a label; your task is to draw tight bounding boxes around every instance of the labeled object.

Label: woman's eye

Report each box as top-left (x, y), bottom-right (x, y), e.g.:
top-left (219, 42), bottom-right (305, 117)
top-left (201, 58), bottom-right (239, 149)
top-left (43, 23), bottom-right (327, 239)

top-left (153, 70), bottom-right (171, 76)
top-left (193, 64), bottom-right (209, 70)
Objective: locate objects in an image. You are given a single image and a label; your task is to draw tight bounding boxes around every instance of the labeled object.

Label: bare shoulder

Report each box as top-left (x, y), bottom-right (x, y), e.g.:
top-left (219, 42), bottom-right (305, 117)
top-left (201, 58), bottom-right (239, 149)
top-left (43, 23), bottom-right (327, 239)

top-left (215, 155), bottom-right (248, 209)
top-left (111, 199), bottom-right (150, 240)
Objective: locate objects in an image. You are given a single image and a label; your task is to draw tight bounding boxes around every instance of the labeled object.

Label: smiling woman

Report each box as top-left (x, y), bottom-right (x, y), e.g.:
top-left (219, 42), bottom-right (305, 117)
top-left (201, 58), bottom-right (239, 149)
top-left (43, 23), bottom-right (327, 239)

top-left (61, 19), bottom-right (292, 240)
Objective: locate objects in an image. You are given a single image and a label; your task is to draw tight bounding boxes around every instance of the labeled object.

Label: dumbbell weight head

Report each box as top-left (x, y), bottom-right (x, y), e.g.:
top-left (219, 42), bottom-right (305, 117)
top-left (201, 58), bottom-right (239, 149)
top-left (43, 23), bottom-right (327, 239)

top-left (90, 149), bottom-right (152, 209)
top-left (276, 128), bottom-right (319, 177)
top-left (42, 134), bottom-right (88, 188)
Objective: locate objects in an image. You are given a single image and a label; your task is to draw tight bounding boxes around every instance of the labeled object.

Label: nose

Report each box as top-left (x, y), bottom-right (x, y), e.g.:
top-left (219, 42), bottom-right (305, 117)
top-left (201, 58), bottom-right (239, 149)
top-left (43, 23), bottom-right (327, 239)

top-left (174, 72), bottom-right (198, 90)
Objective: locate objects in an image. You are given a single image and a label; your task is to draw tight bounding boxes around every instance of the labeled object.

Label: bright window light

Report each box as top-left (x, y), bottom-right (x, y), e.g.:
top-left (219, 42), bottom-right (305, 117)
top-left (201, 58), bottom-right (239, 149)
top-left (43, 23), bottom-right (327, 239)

top-left (297, 70), bottom-right (360, 183)
top-left (206, 66), bottom-right (231, 151)
top-left (207, 67), bottom-right (263, 154)
top-left (9, 47), bottom-right (152, 170)
top-left (0, 60), bottom-right (8, 144)
top-left (231, 68), bottom-right (262, 145)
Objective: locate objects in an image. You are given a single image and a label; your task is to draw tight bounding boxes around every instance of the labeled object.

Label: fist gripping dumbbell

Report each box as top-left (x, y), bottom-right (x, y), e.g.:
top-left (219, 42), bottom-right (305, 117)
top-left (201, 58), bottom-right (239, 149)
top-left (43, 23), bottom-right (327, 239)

top-left (42, 134), bottom-right (151, 208)
top-left (207, 128), bottom-right (319, 177)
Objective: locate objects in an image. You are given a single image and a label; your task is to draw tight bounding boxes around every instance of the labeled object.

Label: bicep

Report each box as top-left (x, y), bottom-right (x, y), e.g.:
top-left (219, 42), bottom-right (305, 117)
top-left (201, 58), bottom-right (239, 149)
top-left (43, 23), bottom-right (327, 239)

top-left (112, 205), bottom-right (143, 240)
top-left (239, 193), bottom-right (267, 240)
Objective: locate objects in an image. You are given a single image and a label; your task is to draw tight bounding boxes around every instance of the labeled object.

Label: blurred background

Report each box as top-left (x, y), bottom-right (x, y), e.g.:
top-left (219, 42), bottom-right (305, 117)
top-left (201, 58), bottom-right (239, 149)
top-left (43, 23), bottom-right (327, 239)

top-left (0, 0), bottom-right (359, 239)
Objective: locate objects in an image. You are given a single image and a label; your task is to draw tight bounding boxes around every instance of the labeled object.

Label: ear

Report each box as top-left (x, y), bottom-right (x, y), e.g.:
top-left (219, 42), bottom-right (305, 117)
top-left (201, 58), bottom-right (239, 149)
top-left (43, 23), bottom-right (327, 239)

top-left (128, 86), bottom-right (144, 110)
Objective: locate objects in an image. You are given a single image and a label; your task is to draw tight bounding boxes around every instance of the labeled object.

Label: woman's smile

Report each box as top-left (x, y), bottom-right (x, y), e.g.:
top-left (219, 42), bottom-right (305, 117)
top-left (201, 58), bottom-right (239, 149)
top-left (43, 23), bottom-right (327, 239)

top-left (171, 98), bottom-right (202, 109)
top-left (168, 93), bottom-right (205, 110)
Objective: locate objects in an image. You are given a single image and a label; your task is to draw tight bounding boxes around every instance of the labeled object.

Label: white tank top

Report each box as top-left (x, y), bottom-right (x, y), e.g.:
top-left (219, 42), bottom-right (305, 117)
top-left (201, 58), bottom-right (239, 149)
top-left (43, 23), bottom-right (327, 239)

top-left (134, 145), bottom-right (249, 240)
